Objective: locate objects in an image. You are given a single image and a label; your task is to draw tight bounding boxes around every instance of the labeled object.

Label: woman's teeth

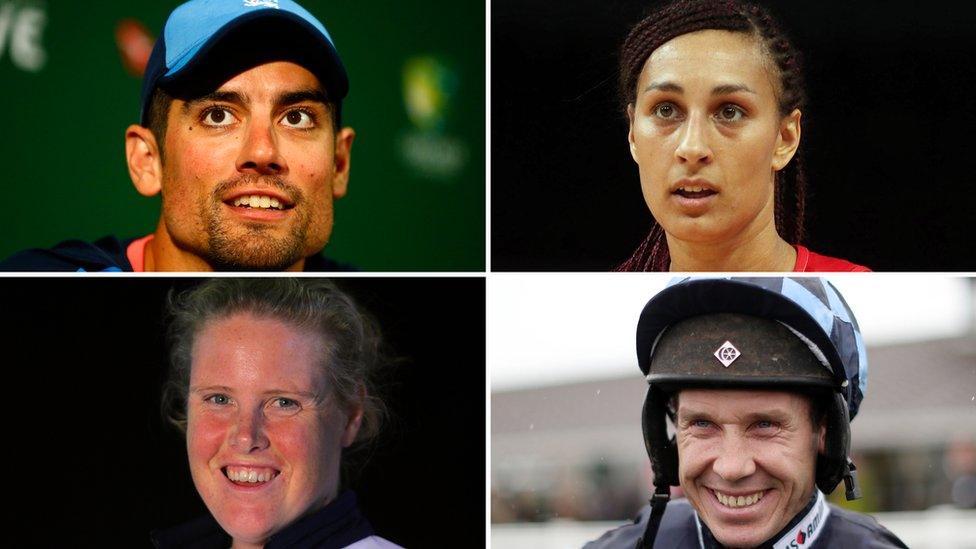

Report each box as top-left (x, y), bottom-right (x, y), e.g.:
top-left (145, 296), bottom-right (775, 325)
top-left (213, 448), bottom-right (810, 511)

top-left (225, 466), bottom-right (276, 483)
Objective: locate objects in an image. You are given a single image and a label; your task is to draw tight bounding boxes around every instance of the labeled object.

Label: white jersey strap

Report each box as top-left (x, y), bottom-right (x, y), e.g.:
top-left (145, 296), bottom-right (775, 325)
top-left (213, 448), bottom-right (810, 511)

top-left (772, 490), bottom-right (831, 549)
top-left (693, 511), bottom-right (705, 548)
top-left (343, 535), bottom-right (405, 549)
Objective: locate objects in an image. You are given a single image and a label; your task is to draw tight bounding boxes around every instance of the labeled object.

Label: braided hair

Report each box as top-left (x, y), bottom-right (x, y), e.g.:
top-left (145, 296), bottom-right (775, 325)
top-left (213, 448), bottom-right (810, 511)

top-left (614, 0), bottom-right (808, 271)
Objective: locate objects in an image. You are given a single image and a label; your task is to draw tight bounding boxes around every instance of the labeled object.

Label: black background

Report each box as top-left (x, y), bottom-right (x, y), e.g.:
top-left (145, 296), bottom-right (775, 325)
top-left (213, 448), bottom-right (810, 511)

top-left (492, 0), bottom-right (976, 271)
top-left (3, 277), bottom-right (485, 547)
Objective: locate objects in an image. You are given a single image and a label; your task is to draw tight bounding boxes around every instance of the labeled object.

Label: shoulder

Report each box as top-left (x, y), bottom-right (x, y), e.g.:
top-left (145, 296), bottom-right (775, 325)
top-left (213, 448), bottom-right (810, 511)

top-left (150, 513), bottom-right (228, 549)
top-left (0, 236), bottom-right (132, 272)
top-left (794, 245), bottom-right (871, 272)
top-left (584, 499), bottom-right (699, 549)
top-left (343, 535), bottom-right (404, 549)
top-left (303, 253), bottom-right (359, 272)
top-left (822, 504), bottom-right (909, 548)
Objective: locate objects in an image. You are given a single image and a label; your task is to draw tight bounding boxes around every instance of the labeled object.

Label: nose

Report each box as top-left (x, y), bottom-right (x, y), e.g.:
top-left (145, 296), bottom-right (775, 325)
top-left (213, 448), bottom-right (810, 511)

top-left (711, 433), bottom-right (756, 482)
top-left (229, 408), bottom-right (270, 453)
top-left (674, 113), bottom-right (712, 167)
top-left (236, 118), bottom-right (288, 175)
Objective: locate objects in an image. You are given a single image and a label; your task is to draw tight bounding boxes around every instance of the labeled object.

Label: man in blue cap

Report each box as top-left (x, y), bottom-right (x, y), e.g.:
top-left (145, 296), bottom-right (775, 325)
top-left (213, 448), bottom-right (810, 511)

top-left (1, 0), bottom-right (354, 272)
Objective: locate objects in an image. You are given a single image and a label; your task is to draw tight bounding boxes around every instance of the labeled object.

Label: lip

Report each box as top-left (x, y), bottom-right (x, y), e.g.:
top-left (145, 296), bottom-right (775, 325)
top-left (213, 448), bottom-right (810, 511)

top-left (222, 188), bottom-right (295, 207)
top-left (669, 178), bottom-right (718, 194)
top-left (219, 463), bottom-right (282, 492)
top-left (705, 487), bottom-right (771, 519)
top-left (220, 187), bottom-right (296, 223)
top-left (669, 177), bottom-right (719, 214)
top-left (223, 201), bottom-right (291, 222)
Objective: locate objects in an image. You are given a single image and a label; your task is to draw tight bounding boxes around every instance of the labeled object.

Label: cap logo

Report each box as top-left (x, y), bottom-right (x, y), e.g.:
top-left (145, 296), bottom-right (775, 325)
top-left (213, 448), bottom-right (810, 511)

top-left (244, 0), bottom-right (279, 8)
top-left (714, 341), bottom-right (740, 367)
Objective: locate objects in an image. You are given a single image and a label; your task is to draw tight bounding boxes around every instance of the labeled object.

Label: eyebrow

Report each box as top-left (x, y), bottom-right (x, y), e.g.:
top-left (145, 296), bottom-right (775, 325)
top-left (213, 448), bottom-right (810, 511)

top-left (642, 81), bottom-right (757, 96)
top-left (277, 89), bottom-right (329, 107)
top-left (182, 88), bottom-right (329, 114)
top-left (676, 407), bottom-right (712, 423)
top-left (677, 407), bottom-right (790, 423)
top-left (183, 91), bottom-right (250, 114)
top-left (190, 385), bottom-right (321, 400)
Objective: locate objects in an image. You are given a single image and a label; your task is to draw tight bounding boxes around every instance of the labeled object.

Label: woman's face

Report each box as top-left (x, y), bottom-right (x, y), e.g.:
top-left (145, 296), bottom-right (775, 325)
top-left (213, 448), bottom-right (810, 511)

top-left (628, 29), bottom-right (800, 246)
top-left (186, 313), bottom-right (362, 546)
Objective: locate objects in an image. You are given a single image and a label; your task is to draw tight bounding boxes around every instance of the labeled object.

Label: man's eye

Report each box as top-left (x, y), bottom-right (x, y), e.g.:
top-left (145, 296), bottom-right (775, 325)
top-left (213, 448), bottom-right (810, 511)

top-left (716, 104), bottom-right (745, 122)
top-left (269, 397), bottom-right (301, 411)
top-left (202, 107), bottom-right (237, 127)
top-left (692, 419), bottom-right (712, 428)
top-left (754, 420), bottom-right (777, 430)
top-left (281, 109), bottom-right (315, 129)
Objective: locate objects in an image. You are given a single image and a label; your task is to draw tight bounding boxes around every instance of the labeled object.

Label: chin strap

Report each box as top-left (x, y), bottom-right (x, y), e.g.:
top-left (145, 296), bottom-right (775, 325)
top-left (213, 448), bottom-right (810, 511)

top-left (635, 486), bottom-right (670, 549)
top-left (844, 457), bottom-right (862, 500)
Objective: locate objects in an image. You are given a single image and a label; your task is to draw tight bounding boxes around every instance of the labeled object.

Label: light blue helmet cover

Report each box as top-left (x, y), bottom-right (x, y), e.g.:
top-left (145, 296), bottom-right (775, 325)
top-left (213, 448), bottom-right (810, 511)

top-left (636, 277), bottom-right (867, 419)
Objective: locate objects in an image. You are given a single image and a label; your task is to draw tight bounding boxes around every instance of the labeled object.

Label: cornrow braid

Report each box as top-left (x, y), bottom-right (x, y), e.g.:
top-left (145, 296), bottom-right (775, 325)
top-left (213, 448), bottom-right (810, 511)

top-left (614, 0), bottom-right (808, 271)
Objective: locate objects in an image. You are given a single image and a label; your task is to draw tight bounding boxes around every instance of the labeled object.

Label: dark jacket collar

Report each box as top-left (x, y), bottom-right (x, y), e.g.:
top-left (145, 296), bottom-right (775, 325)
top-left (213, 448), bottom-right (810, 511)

top-left (152, 490), bottom-right (375, 549)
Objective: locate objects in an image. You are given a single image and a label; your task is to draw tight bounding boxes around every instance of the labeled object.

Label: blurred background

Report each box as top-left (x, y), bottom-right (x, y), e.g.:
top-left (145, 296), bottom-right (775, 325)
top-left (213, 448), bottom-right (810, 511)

top-left (490, 275), bottom-right (976, 548)
top-left (0, 0), bottom-right (484, 270)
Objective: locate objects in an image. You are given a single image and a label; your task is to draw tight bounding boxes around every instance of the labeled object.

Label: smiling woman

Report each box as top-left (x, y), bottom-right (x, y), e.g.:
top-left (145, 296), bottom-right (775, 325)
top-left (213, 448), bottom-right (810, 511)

top-left (154, 278), bottom-right (402, 549)
top-left (615, 0), bottom-right (870, 272)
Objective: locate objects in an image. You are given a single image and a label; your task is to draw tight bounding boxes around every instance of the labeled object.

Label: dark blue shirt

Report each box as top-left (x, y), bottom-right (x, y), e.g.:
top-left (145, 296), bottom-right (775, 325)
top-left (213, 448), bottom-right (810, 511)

top-left (151, 490), bottom-right (377, 549)
top-left (584, 493), bottom-right (908, 549)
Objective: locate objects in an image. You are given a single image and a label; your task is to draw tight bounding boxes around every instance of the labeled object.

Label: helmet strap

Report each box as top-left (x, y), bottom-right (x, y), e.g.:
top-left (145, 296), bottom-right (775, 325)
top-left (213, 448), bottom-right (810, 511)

top-left (844, 457), bottom-right (862, 500)
top-left (636, 485), bottom-right (670, 549)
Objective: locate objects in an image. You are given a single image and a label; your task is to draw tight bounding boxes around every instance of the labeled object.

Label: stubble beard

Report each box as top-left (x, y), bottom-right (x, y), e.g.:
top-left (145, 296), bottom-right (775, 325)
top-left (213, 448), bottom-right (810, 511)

top-left (203, 176), bottom-right (311, 271)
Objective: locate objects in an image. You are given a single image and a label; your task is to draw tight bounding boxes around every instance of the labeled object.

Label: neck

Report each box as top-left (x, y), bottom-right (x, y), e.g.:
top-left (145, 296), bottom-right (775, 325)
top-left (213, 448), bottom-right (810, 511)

top-left (144, 219), bottom-right (306, 272)
top-left (666, 213), bottom-right (796, 272)
top-left (697, 490), bottom-right (826, 549)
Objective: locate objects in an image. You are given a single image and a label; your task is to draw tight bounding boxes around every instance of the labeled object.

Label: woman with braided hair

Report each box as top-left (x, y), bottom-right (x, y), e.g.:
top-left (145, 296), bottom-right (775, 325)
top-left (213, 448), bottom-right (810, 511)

top-left (615, 0), bottom-right (869, 272)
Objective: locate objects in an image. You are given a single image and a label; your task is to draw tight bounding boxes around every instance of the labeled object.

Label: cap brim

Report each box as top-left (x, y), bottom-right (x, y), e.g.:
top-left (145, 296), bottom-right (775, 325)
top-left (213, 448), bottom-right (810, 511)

top-left (636, 278), bottom-right (847, 388)
top-left (157, 11), bottom-right (348, 104)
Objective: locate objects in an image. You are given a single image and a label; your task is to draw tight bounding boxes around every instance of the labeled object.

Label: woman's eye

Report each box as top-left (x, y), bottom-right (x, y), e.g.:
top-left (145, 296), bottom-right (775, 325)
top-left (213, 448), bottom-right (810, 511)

top-left (652, 102), bottom-right (680, 120)
top-left (281, 109), bottom-right (315, 129)
top-left (202, 108), bottom-right (236, 127)
top-left (716, 104), bottom-right (745, 122)
top-left (205, 394), bottom-right (230, 405)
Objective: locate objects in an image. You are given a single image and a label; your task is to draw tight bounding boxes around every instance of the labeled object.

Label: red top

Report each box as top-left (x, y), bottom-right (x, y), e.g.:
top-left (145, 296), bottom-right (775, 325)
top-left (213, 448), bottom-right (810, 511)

top-left (793, 245), bottom-right (870, 272)
top-left (125, 234), bottom-right (154, 272)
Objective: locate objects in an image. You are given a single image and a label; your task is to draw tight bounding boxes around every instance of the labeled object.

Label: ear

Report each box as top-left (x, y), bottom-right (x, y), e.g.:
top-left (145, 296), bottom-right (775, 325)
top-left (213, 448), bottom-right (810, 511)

top-left (331, 127), bottom-right (355, 199)
top-left (340, 384), bottom-right (366, 448)
top-left (772, 108), bottom-right (801, 172)
top-left (627, 103), bottom-right (639, 163)
top-left (125, 124), bottom-right (163, 197)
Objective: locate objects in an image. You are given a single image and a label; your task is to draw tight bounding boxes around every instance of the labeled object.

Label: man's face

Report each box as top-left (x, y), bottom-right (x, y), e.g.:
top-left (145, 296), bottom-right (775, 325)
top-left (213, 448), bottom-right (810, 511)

top-left (159, 61), bottom-right (352, 270)
top-left (675, 389), bottom-right (824, 547)
top-left (186, 312), bottom-right (360, 545)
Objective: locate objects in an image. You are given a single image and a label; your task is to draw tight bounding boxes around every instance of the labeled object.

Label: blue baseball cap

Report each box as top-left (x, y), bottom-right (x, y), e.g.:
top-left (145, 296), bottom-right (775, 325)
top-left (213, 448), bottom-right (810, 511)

top-left (140, 0), bottom-right (348, 125)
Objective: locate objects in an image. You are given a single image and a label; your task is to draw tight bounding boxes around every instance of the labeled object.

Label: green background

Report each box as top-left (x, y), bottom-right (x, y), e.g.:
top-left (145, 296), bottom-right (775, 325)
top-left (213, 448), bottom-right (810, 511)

top-left (0, 0), bottom-right (485, 270)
